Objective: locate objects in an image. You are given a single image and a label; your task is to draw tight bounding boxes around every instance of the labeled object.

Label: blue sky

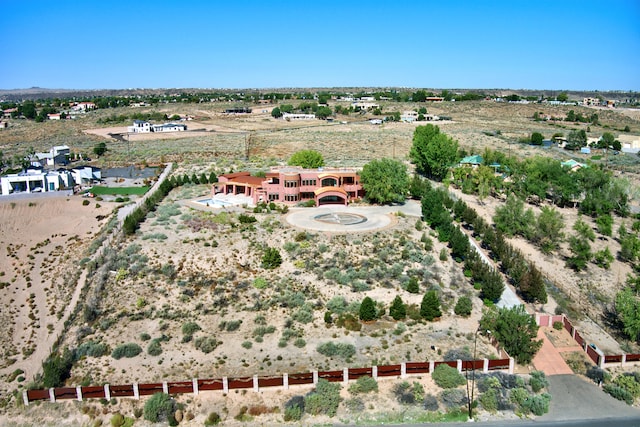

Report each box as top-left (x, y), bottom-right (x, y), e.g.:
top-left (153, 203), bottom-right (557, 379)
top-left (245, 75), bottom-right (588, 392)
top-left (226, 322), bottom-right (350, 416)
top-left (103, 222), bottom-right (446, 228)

top-left (2, 0), bottom-right (639, 90)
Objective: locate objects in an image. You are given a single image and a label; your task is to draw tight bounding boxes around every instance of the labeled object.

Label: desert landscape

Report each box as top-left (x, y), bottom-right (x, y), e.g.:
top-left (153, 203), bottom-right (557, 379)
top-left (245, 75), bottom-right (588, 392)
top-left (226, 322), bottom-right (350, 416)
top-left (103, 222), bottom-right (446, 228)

top-left (1, 95), bottom-right (640, 425)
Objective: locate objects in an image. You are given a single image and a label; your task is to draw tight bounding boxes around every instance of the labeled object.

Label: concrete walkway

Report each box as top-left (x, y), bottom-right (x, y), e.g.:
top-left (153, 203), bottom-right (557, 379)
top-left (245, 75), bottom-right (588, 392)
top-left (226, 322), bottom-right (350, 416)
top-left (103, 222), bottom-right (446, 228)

top-left (532, 328), bottom-right (574, 376)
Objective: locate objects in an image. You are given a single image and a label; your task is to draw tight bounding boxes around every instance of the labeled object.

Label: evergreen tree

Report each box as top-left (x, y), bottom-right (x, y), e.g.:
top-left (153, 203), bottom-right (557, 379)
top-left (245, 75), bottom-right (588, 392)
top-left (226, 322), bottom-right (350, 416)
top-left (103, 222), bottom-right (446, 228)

top-left (519, 265), bottom-right (547, 304)
top-left (454, 296), bottom-right (472, 317)
top-left (209, 171), bottom-right (218, 183)
top-left (389, 295), bottom-right (406, 320)
top-left (449, 226), bottom-right (470, 260)
top-left (261, 247), bottom-right (282, 269)
top-left (200, 172), bottom-right (208, 184)
top-left (191, 173), bottom-right (200, 184)
top-left (359, 296), bottom-right (377, 321)
top-left (420, 291), bottom-right (442, 321)
top-left (182, 174), bottom-right (190, 184)
top-left (407, 277), bottom-right (420, 294)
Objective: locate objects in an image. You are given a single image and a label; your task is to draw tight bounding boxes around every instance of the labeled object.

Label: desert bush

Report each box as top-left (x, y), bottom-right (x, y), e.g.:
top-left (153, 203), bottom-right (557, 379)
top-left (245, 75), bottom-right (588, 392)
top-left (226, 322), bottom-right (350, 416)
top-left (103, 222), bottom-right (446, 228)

top-left (317, 342), bottom-right (355, 360)
top-left (140, 332), bottom-right (151, 341)
top-left (147, 339), bottom-right (162, 356)
top-left (111, 343), bottom-right (142, 360)
top-left (523, 393), bottom-right (551, 415)
top-left (439, 388), bottom-right (467, 409)
top-left (293, 304), bottom-right (314, 324)
top-left (479, 388), bottom-right (499, 412)
top-left (241, 341), bottom-right (252, 349)
top-left (194, 336), bottom-right (221, 354)
top-left (509, 387), bottom-right (529, 408)
top-left (586, 366), bottom-right (611, 384)
top-left (143, 393), bottom-right (175, 423)
top-left (224, 320), bottom-right (242, 332)
top-left (304, 379), bottom-right (341, 417)
top-left (603, 384), bottom-right (634, 405)
top-left (423, 394), bottom-right (439, 411)
top-left (443, 347), bottom-right (472, 362)
top-left (284, 396), bottom-right (304, 421)
top-left (432, 364), bottom-right (466, 389)
top-left (393, 381), bottom-right (425, 404)
top-left (348, 375), bottom-right (378, 395)
top-left (262, 247), bottom-right (282, 269)
top-left (326, 296), bottom-right (348, 314)
top-left (553, 321), bottom-right (563, 330)
top-left (614, 374), bottom-right (640, 397)
top-left (204, 412), bottom-right (221, 425)
top-left (253, 325), bottom-right (276, 338)
top-left (345, 397), bottom-right (365, 412)
top-left (293, 338), bottom-right (306, 348)
top-left (181, 321), bottom-right (201, 336)
top-left (253, 277), bottom-right (267, 289)
top-left (76, 341), bottom-right (109, 358)
top-left (529, 370), bottom-right (548, 392)
top-left (238, 213), bottom-right (257, 224)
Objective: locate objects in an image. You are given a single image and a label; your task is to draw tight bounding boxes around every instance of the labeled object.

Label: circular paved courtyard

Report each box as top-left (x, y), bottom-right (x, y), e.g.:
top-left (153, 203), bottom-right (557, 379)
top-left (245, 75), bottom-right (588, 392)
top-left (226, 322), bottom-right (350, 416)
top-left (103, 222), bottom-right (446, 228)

top-left (285, 200), bottom-right (422, 233)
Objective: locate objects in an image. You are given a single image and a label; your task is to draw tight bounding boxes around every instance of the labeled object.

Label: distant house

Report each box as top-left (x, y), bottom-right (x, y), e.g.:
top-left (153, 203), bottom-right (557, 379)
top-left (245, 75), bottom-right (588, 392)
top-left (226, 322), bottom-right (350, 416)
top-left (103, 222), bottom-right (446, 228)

top-left (71, 102), bottom-right (96, 112)
top-left (3, 108), bottom-right (17, 118)
top-left (128, 120), bottom-right (152, 133)
top-left (369, 119), bottom-right (383, 125)
top-left (152, 123), bottom-right (187, 132)
top-left (561, 159), bottom-right (587, 172)
top-left (400, 111), bottom-right (418, 123)
top-left (426, 97), bottom-right (444, 102)
top-left (282, 113), bottom-right (316, 121)
top-left (47, 113), bottom-right (61, 120)
top-left (459, 155), bottom-right (483, 168)
top-left (71, 166), bottom-right (101, 186)
top-left (34, 145), bottom-right (70, 167)
top-left (126, 121), bottom-right (186, 133)
top-left (580, 147), bottom-right (591, 154)
top-left (351, 101), bottom-right (379, 110)
top-left (224, 107), bottom-right (252, 114)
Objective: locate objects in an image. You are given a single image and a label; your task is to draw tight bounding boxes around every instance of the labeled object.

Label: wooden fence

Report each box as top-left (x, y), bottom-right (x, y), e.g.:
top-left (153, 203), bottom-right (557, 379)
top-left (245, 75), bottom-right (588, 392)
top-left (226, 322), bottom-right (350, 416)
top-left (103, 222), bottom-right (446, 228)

top-left (23, 357), bottom-right (513, 405)
top-left (535, 314), bottom-right (640, 369)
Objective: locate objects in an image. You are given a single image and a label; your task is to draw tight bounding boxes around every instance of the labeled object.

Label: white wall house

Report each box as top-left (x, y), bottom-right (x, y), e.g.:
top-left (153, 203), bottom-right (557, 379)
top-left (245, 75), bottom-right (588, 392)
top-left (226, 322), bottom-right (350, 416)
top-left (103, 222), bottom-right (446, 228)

top-left (282, 113), bottom-right (316, 121)
top-left (71, 166), bottom-right (101, 186)
top-left (401, 111), bottom-right (418, 123)
top-left (1, 169), bottom-right (75, 195)
top-left (152, 123), bottom-right (187, 132)
top-left (127, 120), bottom-right (152, 133)
top-left (127, 120), bottom-right (187, 133)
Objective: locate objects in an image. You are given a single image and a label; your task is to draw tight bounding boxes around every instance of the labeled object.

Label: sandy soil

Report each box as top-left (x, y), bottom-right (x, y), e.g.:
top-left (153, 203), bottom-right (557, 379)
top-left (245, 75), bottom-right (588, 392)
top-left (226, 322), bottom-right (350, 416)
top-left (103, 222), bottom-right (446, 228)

top-left (0, 195), bottom-right (114, 393)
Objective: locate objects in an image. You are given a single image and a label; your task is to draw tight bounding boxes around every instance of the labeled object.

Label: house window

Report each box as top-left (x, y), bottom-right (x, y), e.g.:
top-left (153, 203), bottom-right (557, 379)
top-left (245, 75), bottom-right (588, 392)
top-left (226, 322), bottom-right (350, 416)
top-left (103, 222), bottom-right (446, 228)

top-left (284, 180), bottom-right (298, 188)
top-left (321, 178), bottom-right (337, 187)
top-left (301, 192), bottom-right (315, 199)
top-left (285, 194), bottom-right (299, 202)
top-left (301, 179), bottom-right (317, 186)
top-left (268, 193), bottom-right (279, 201)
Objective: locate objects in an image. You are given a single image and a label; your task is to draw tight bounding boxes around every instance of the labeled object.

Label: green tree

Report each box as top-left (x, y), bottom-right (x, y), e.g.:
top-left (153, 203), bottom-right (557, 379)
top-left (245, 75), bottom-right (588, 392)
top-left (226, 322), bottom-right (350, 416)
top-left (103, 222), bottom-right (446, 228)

top-left (566, 235), bottom-right (592, 271)
top-left (530, 132), bottom-right (544, 145)
top-left (519, 265), bottom-right (548, 304)
top-left (271, 107), bottom-right (282, 118)
top-left (360, 158), bottom-right (409, 204)
top-left (493, 194), bottom-right (534, 239)
top-left (616, 287), bottom-right (640, 341)
top-left (200, 173), bottom-right (208, 184)
top-left (316, 106), bottom-right (333, 119)
top-left (557, 92), bottom-right (568, 102)
top-left (288, 150), bottom-right (324, 169)
top-left (208, 171), bottom-right (218, 183)
top-left (420, 291), bottom-right (442, 321)
top-left (144, 393), bottom-right (176, 423)
top-left (533, 206), bottom-right (565, 254)
top-left (20, 101), bottom-right (37, 119)
top-left (407, 277), bottom-right (420, 294)
top-left (261, 247), bottom-right (282, 269)
top-left (480, 305), bottom-right (543, 364)
top-left (93, 142), bottom-right (107, 157)
top-left (389, 295), bottom-right (407, 320)
top-left (408, 173), bottom-right (430, 199)
top-left (449, 226), bottom-right (470, 260)
top-left (596, 214), bottom-right (613, 237)
top-left (454, 296), bottom-right (472, 317)
top-left (410, 124), bottom-right (459, 180)
top-left (359, 296), bottom-right (377, 321)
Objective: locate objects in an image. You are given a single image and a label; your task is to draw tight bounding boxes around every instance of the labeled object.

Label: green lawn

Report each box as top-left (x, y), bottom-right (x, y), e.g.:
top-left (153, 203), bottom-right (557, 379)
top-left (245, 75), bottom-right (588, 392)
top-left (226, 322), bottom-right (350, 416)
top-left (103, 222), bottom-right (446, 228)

top-left (88, 186), bottom-right (149, 196)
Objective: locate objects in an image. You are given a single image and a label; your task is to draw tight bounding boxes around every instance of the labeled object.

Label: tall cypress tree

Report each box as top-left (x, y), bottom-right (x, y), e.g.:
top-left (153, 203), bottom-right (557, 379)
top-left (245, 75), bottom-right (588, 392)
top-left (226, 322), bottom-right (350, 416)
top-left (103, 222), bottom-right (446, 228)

top-left (390, 295), bottom-right (407, 320)
top-left (359, 296), bottom-right (376, 322)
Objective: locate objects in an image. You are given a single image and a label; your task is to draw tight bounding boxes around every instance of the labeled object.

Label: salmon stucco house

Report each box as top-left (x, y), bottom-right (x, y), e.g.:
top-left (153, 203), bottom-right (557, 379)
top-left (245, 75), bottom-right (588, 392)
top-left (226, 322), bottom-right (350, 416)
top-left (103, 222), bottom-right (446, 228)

top-left (214, 167), bottom-right (363, 206)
